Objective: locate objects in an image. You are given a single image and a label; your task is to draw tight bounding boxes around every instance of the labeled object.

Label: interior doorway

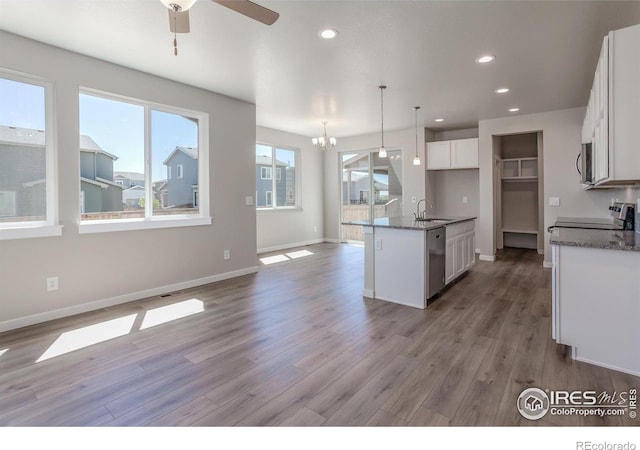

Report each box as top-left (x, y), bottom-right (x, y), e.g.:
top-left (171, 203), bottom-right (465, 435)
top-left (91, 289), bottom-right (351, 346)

top-left (493, 132), bottom-right (544, 254)
top-left (340, 149), bottom-right (403, 243)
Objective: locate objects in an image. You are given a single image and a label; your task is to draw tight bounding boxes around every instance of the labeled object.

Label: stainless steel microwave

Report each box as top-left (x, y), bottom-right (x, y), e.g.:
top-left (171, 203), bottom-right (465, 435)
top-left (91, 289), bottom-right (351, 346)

top-left (579, 142), bottom-right (594, 184)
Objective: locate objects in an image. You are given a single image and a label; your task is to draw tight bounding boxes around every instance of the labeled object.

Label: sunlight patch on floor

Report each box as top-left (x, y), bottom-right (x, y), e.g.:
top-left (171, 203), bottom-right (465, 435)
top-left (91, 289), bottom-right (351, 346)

top-left (140, 299), bottom-right (204, 330)
top-left (260, 250), bottom-right (314, 265)
top-left (285, 249), bottom-right (313, 259)
top-left (0, 348), bottom-right (8, 359)
top-left (36, 314), bottom-right (137, 363)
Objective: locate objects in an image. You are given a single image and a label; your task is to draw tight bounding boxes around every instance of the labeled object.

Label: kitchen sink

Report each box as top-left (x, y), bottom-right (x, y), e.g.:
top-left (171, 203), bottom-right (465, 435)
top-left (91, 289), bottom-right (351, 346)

top-left (414, 218), bottom-right (453, 223)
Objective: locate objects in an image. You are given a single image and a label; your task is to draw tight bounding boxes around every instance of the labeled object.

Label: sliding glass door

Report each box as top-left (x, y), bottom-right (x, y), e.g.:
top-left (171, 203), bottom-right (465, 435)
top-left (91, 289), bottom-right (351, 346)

top-left (340, 149), bottom-right (403, 243)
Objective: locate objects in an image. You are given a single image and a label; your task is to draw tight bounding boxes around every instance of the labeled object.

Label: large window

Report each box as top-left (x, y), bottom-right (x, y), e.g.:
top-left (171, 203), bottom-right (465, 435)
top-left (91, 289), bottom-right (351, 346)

top-left (0, 72), bottom-right (59, 239)
top-left (79, 89), bottom-right (209, 232)
top-left (255, 144), bottom-right (298, 209)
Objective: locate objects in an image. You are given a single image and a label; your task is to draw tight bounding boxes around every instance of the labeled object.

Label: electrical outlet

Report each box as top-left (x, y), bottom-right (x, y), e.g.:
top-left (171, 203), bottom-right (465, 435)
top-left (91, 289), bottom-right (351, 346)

top-left (549, 197), bottom-right (560, 206)
top-left (245, 196), bottom-right (253, 206)
top-left (223, 249), bottom-right (230, 260)
top-left (314, 226), bottom-right (318, 233)
top-left (46, 277), bottom-right (59, 292)
top-left (462, 196), bottom-right (468, 204)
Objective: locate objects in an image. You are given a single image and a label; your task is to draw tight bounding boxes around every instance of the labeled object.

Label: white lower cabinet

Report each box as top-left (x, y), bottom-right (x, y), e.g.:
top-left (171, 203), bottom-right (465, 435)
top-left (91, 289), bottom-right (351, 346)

top-left (445, 220), bottom-right (476, 285)
top-left (551, 244), bottom-right (640, 376)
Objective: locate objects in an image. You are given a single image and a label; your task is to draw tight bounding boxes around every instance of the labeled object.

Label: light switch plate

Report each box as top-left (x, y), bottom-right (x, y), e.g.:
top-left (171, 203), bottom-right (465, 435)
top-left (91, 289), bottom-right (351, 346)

top-left (549, 197), bottom-right (560, 206)
top-left (245, 196), bottom-right (253, 206)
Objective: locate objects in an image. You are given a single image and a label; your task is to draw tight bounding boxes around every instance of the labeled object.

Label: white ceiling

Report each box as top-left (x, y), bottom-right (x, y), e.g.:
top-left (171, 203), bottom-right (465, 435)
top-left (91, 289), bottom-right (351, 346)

top-left (1, 1), bottom-right (639, 138)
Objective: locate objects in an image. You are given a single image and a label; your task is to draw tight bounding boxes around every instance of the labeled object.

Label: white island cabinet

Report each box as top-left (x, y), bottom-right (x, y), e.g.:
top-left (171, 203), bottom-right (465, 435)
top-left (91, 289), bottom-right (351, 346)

top-left (355, 217), bottom-right (476, 309)
top-left (551, 228), bottom-right (640, 376)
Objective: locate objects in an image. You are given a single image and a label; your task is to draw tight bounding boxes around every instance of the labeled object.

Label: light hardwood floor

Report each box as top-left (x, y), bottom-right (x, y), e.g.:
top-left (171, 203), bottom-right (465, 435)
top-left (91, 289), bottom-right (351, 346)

top-left (0, 243), bottom-right (637, 426)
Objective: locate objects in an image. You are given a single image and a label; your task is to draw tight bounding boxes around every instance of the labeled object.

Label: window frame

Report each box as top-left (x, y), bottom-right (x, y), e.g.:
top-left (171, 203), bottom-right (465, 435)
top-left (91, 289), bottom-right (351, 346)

top-left (177, 164), bottom-right (183, 179)
top-left (78, 87), bottom-right (211, 234)
top-left (255, 142), bottom-right (300, 212)
top-left (0, 68), bottom-right (62, 241)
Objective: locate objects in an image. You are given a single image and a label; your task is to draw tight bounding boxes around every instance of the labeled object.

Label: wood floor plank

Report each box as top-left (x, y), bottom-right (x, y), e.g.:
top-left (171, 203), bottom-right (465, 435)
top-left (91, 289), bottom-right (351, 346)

top-left (0, 244), bottom-right (635, 427)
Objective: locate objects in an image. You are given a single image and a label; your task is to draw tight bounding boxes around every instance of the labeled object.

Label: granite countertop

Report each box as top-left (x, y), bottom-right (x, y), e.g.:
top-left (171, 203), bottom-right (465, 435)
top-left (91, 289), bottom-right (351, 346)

top-left (550, 228), bottom-right (640, 252)
top-left (342, 215), bottom-right (476, 231)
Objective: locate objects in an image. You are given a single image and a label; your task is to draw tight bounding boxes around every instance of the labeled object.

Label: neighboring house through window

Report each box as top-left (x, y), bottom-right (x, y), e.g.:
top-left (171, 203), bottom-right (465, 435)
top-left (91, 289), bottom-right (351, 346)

top-left (0, 71), bottom-right (60, 240)
top-left (78, 89), bottom-right (209, 233)
top-left (255, 143), bottom-right (298, 209)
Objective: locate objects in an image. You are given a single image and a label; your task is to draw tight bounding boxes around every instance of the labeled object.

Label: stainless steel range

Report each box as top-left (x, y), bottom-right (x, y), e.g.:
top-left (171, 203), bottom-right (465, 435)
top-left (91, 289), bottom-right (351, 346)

top-left (549, 202), bottom-right (635, 232)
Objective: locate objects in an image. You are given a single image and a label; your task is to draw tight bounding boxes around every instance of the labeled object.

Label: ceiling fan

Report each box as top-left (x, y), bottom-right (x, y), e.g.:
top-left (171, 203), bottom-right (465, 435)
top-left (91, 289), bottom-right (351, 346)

top-left (160, 0), bottom-right (279, 54)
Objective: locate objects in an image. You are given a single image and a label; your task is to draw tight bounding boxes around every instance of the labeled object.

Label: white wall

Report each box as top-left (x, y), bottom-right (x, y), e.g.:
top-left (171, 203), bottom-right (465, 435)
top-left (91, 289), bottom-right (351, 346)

top-left (478, 107), bottom-right (640, 265)
top-left (323, 127), bottom-right (426, 242)
top-left (0, 32), bottom-right (258, 331)
top-left (256, 126), bottom-right (324, 253)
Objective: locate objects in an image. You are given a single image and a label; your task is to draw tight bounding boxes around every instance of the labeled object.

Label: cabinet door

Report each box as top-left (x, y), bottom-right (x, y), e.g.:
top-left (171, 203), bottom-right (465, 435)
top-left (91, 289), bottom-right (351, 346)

top-left (451, 138), bottom-right (479, 169)
top-left (454, 235), bottom-right (465, 277)
top-left (445, 238), bottom-right (455, 284)
top-left (464, 232), bottom-right (475, 270)
top-left (427, 141), bottom-right (451, 170)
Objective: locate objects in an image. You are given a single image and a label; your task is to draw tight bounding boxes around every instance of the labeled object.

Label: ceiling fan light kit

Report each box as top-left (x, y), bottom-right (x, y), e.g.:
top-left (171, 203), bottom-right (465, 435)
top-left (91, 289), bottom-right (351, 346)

top-left (160, 0), bottom-right (279, 55)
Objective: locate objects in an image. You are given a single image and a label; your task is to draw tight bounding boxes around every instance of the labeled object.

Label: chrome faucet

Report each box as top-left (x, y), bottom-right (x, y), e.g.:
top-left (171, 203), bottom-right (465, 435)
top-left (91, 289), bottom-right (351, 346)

top-left (414, 198), bottom-right (433, 220)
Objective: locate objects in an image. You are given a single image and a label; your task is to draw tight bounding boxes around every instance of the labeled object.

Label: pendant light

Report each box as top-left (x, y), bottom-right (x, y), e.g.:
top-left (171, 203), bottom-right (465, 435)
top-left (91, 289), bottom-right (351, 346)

top-left (412, 106), bottom-right (421, 166)
top-left (378, 85), bottom-right (387, 158)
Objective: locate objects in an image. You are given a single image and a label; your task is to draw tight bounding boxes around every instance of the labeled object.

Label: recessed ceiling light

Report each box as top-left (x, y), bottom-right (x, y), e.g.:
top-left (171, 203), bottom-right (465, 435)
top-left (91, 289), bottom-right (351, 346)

top-left (319, 29), bottom-right (338, 39)
top-left (495, 88), bottom-right (510, 94)
top-left (476, 55), bottom-right (495, 64)
top-left (434, 118), bottom-right (444, 123)
top-left (509, 108), bottom-right (520, 112)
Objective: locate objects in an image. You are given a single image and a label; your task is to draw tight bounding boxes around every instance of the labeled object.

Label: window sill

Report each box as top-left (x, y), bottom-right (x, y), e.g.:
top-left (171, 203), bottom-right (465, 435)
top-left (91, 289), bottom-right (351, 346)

top-left (256, 207), bottom-right (303, 215)
top-left (0, 224), bottom-right (63, 241)
top-left (79, 216), bottom-right (212, 234)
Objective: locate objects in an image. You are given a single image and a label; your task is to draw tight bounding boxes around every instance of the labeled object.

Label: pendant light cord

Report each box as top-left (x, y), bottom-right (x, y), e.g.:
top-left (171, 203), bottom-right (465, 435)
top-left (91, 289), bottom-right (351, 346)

top-left (379, 86), bottom-right (386, 148)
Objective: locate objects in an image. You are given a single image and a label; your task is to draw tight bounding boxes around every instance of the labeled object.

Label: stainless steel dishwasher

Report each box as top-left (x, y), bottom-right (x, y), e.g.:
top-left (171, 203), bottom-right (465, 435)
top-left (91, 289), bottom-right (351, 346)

top-left (426, 227), bottom-right (446, 300)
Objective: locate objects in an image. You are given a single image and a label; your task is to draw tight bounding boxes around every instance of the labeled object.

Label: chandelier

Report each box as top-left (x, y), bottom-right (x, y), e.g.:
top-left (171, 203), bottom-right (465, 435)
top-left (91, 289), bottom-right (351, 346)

top-left (312, 121), bottom-right (337, 151)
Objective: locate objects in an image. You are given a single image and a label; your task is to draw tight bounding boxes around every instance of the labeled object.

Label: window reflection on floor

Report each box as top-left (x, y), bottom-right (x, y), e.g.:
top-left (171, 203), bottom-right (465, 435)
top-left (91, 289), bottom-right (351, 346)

top-left (36, 314), bottom-right (137, 363)
top-left (35, 299), bottom-right (205, 363)
top-left (260, 249), bottom-right (314, 265)
top-left (140, 299), bottom-right (204, 330)
top-left (0, 348), bottom-right (8, 359)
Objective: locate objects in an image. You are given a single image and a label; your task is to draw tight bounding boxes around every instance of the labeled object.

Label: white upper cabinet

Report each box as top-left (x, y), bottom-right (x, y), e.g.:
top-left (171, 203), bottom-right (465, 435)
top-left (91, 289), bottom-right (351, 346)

top-left (426, 140), bottom-right (451, 169)
top-left (427, 138), bottom-right (478, 170)
top-left (583, 24), bottom-right (640, 187)
top-left (451, 138), bottom-right (479, 168)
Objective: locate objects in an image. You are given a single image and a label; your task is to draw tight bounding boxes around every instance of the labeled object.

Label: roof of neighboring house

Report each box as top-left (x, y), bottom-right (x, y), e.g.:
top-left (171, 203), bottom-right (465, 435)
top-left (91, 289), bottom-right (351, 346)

top-left (343, 171), bottom-right (389, 190)
top-left (114, 171), bottom-right (145, 181)
top-left (0, 125), bottom-right (118, 160)
top-left (81, 176), bottom-right (124, 189)
top-left (163, 146), bottom-right (198, 165)
top-left (123, 185), bottom-right (144, 191)
top-left (256, 155), bottom-right (288, 167)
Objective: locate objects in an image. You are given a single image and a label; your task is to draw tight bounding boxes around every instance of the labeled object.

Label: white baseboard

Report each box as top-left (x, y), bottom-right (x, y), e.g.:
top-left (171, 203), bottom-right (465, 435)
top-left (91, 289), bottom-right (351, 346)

top-left (257, 238), bottom-right (325, 254)
top-left (323, 238), bottom-right (340, 244)
top-left (362, 289), bottom-right (374, 298)
top-left (479, 254), bottom-right (496, 262)
top-left (543, 261), bottom-right (553, 269)
top-left (0, 266), bottom-right (259, 334)
top-left (574, 355), bottom-right (640, 378)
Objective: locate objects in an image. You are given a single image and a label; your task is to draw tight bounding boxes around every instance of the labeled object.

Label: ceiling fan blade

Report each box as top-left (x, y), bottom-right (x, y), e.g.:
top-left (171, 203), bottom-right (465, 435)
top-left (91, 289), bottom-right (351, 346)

top-left (213, 0), bottom-right (279, 25)
top-left (168, 9), bottom-right (191, 33)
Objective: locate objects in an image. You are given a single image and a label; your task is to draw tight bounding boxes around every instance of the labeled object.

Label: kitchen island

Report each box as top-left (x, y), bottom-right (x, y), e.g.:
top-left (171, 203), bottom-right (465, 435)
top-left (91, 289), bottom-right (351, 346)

top-left (344, 216), bottom-right (476, 309)
top-left (550, 227), bottom-right (640, 375)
